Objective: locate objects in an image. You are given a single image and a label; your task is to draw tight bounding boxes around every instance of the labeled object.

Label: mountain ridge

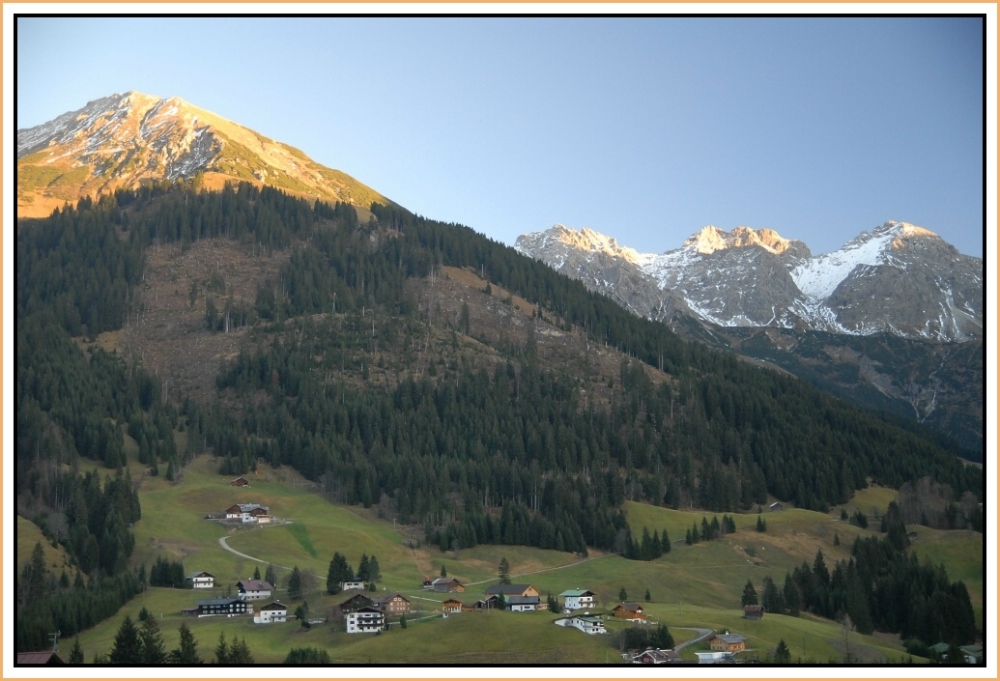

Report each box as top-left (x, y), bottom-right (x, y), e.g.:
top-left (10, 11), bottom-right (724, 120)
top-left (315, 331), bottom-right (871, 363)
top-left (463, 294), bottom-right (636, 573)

top-left (17, 91), bottom-right (394, 218)
top-left (516, 221), bottom-right (982, 343)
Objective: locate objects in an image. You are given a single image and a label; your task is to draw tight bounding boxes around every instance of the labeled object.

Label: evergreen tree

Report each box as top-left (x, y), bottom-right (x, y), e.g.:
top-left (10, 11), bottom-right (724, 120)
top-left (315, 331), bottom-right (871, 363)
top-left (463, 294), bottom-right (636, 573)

top-left (68, 638), bottom-right (84, 664)
top-left (774, 639), bottom-right (792, 663)
top-left (368, 555), bottom-right (382, 584)
top-left (227, 637), bottom-right (254, 664)
top-left (756, 515), bottom-right (767, 532)
top-left (618, 586), bottom-right (628, 602)
top-left (358, 554), bottom-right (370, 582)
top-left (498, 557), bottom-right (511, 585)
top-left (284, 647), bottom-right (331, 664)
top-left (761, 575), bottom-right (784, 614)
top-left (741, 579), bottom-right (759, 607)
top-left (288, 566), bottom-right (303, 600)
top-left (661, 528), bottom-right (671, 553)
top-left (253, 565), bottom-right (261, 580)
top-left (139, 615), bottom-right (167, 664)
top-left (214, 633), bottom-right (229, 664)
top-left (400, 614), bottom-right (407, 629)
top-left (265, 564), bottom-right (277, 588)
top-left (644, 588), bottom-right (651, 602)
top-left (109, 615), bottom-right (142, 664)
top-left (782, 572), bottom-right (801, 616)
top-left (168, 622), bottom-right (201, 664)
top-left (440, 564), bottom-right (447, 578)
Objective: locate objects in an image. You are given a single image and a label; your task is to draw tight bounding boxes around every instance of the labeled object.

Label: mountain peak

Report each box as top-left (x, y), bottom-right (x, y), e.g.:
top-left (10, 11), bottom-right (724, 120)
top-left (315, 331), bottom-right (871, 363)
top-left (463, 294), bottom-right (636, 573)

top-left (17, 91), bottom-right (393, 218)
top-left (683, 224), bottom-right (796, 255)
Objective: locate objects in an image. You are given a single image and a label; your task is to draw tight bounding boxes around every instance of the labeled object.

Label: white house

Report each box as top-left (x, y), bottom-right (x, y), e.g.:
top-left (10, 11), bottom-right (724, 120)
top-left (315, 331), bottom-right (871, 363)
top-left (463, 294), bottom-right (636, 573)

top-left (186, 571), bottom-right (214, 589)
top-left (345, 606), bottom-right (385, 633)
top-left (695, 651), bottom-right (735, 664)
top-left (254, 601), bottom-right (287, 624)
top-left (224, 503), bottom-right (271, 523)
top-left (236, 579), bottom-right (273, 601)
top-left (340, 579), bottom-right (367, 591)
top-left (555, 614), bottom-right (606, 635)
top-left (558, 589), bottom-right (596, 611)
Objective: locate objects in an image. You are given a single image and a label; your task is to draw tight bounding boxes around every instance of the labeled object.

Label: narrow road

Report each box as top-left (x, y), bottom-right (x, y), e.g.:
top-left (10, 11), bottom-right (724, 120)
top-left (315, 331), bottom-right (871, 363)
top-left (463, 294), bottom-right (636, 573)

top-left (673, 627), bottom-right (715, 652)
top-left (218, 532), bottom-right (293, 571)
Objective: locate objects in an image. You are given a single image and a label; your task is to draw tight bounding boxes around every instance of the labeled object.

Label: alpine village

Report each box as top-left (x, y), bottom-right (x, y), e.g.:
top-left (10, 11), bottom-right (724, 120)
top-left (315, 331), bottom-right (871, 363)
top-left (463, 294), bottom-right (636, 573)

top-left (15, 92), bottom-right (984, 667)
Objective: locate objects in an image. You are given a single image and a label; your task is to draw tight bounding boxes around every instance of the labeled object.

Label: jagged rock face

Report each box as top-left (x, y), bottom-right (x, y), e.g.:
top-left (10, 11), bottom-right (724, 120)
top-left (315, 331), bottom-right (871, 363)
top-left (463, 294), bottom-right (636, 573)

top-left (17, 91), bottom-right (391, 218)
top-left (516, 221), bottom-right (982, 343)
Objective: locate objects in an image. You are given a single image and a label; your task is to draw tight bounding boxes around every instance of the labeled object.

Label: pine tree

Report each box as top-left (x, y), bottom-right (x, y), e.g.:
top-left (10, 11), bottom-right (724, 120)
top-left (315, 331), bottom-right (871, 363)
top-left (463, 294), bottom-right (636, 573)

top-left (774, 638), bottom-right (792, 663)
top-left (227, 637), bottom-right (254, 664)
top-left (741, 579), bottom-right (759, 606)
top-left (168, 622), bottom-right (201, 664)
top-left (783, 573), bottom-right (801, 616)
top-left (618, 586), bottom-right (628, 602)
top-left (368, 555), bottom-right (382, 584)
top-left (213, 633), bottom-right (229, 664)
top-left (265, 564), bottom-right (277, 589)
top-left (109, 615), bottom-right (142, 664)
top-left (358, 554), bottom-right (370, 583)
top-left (68, 638), bottom-right (84, 664)
top-left (253, 565), bottom-right (261, 580)
top-left (139, 615), bottom-right (167, 664)
top-left (440, 564), bottom-right (447, 578)
top-left (498, 557), bottom-right (511, 585)
top-left (288, 566), bottom-right (303, 600)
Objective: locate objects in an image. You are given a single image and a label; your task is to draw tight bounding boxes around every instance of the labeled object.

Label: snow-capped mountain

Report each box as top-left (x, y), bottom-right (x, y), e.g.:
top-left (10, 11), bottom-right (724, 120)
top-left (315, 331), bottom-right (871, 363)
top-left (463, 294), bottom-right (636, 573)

top-left (516, 221), bottom-right (982, 342)
top-left (17, 91), bottom-right (392, 218)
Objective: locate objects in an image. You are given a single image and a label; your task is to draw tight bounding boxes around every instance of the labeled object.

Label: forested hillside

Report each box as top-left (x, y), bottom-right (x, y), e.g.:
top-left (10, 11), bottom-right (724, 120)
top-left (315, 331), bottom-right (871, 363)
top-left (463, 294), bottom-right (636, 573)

top-left (16, 180), bottom-right (982, 650)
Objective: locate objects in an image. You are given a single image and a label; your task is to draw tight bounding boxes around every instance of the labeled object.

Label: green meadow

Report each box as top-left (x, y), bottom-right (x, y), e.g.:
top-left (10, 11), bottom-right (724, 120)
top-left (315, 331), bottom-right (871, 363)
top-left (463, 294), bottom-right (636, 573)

top-left (59, 454), bottom-right (976, 664)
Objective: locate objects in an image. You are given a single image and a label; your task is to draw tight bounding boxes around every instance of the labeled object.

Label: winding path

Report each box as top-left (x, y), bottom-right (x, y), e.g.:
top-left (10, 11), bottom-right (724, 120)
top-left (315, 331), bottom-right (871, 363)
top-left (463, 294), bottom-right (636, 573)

top-left (218, 530), bottom-right (293, 571)
top-left (673, 627), bottom-right (715, 652)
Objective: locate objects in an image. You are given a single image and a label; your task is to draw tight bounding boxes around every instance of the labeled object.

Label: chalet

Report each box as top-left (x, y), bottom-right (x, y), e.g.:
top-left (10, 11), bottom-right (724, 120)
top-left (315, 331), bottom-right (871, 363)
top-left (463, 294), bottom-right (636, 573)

top-left (559, 588), bottom-right (596, 611)
top-left (633, 649), bottom-right (677, 664)
top-left (431, 577), bottom-right (465, 593)
top-left (236, 579), bottom-right (273, 601)
top-left (224, 503), bottom-right (270, 523)
top-left (185, 597), bottom-right (252, 617)
top-left (769, 501), bottom-right (783, 512)
top-left (16, 652), bottom-right (64, 665)
top-left (254, 601), bottom-right (287, 624)
top-left (345, 606), bottom-right (385, 633)
top-left (422, 576), bottom-right (434, 589)
top-left (340, 578), bottom-right (367, 591)
top-left (442, 598), bottom-right (464, 614)
top-left (230, 477), bottom-right (250, 487)
top-left (461, 602), bottom-right (477, 613)
top-left (372, 593), bottom-right (410, 615)
top-left (484, 584), bottom-right (540, 598)
top-left (710, 632), bottom-right (746, 653)
top-left (186, 571), bottom-right (215, 589)
top-left (339, 593), bottom-right (374, 613)
top-left (555, 614), bottom-right (606, 634)
top-left (744, 604), bottom-right (764, 620)
top-left (611, 602), bottom-right (646, 622)
top-left (506, 595), bottom-right (541, 612)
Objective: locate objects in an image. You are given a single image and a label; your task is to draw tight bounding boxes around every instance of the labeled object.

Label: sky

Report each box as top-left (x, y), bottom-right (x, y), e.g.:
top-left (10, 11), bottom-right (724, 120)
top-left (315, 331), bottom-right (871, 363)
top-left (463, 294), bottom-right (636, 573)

top-left (13, 12), bottom-right (988, 260)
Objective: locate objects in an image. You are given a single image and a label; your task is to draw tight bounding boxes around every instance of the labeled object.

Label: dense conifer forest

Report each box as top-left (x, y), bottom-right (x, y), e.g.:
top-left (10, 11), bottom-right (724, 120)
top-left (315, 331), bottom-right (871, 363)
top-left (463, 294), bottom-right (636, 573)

top-left (15, 180), bottom-right (982, 651)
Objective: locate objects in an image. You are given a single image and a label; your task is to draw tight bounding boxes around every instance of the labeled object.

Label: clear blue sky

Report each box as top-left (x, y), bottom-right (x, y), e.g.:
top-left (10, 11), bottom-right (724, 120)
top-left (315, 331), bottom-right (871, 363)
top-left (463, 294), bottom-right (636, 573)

top-left (15, 14), bottom-right (986, 257)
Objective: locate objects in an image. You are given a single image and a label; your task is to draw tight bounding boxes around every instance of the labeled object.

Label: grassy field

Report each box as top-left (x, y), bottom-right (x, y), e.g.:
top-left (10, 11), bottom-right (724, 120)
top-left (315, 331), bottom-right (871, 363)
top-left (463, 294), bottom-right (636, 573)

top-left (57, 453), bottom-right (977, 664)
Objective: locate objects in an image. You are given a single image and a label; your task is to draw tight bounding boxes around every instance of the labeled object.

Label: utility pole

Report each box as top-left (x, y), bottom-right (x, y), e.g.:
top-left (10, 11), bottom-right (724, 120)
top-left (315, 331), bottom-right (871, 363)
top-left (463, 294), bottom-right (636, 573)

top-left (48, 630), bottom-right (60, 652)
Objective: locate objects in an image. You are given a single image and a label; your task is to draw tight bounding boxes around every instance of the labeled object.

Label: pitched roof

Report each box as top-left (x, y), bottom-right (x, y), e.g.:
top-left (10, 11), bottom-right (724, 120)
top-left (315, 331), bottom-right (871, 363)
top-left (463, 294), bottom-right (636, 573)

top-left (559, 589), bottom-right (594, 597)
top-left (714, 634), bottom-right (746, 644)
top-left (259, 601), bottom-right (287, 611)
top-left (236, 579), bottom-right (273, 591)
top-left (197, 597), bottom-right (247, 607)
top-left (186, 571), bottom-right (214, 579)
top-left (16, 652), bottom-right (63, 665)
top-left (484, 583), bottom-right (534, 595)
top-left (617, 602), bottom-right (643, 611)
top-left (505, 595), bottom-right (540, 605)
top-left (373, 593), bottom-right (409, 605)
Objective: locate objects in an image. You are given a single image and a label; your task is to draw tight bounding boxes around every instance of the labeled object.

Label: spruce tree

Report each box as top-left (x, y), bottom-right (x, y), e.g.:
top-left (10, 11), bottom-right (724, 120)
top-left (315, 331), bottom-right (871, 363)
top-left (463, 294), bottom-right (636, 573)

top-left (139, 615), bottom-right (167, 664)
top-left (68, 638), bottom-right (84, 664)
top-left (741, 579), bottom-right (758, 606)
top-left (288, 566), bottom-right (303, 600)
top-left (168, 622), bottom-right (201, 664)
top-left (498, 557), bottom-right (511, 585)
top-left (109, 615), bottom-right (142, 664)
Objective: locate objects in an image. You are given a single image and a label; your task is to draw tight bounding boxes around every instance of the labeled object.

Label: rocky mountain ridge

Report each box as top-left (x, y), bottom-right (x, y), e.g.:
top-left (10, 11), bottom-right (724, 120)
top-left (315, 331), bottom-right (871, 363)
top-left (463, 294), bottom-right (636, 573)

top-left (516, 221), bottom-right (982, 343)
top-left (17, 91), bottom-right (392, 218)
